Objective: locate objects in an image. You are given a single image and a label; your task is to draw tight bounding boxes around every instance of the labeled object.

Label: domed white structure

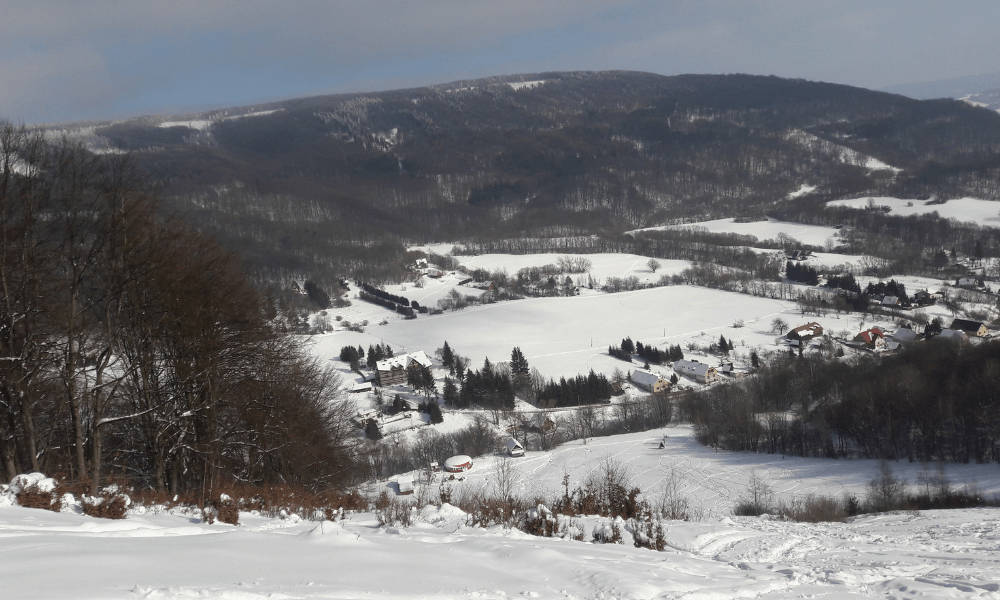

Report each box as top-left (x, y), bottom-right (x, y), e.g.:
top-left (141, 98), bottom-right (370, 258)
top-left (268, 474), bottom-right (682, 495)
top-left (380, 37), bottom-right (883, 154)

top-left (443, 455), bottom-right (473, 473)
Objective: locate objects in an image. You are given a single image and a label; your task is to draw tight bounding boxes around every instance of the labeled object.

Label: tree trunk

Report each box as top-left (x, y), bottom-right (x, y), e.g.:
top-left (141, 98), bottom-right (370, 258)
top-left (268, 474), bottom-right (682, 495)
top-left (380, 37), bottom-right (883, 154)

top-left (67, 295), bottom-right (87, 481)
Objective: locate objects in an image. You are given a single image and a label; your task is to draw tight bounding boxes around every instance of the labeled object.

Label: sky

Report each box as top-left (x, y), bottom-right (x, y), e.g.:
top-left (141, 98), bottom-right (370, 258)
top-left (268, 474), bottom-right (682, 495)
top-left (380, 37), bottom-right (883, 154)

top-left (4, 0), bottom-right (1000, 125)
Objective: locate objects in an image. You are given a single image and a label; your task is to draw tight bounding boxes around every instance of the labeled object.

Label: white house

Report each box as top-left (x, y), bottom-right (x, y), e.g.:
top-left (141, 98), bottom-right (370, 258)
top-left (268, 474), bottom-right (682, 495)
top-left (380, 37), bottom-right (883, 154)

top-left (630, 369), bottom-right (670, 393)
top-left (673, 360), bottom-right (718, 384)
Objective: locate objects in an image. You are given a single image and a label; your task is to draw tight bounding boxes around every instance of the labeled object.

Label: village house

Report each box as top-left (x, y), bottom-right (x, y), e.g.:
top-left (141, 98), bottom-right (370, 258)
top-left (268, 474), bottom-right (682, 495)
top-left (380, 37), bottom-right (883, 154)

top-left (853, 327), bottom-right (887, 349)
top-left (673, 359), bottom-right (719, 384)
top-left (881, 295), bottom-right (899, 307)
top-left (787, 322), bottom-right (823, 341)
top-left (957, 276), bottom-right (979, 289)
top-left (913, 290), bottom-right (938, 306)
top-left (630, 369), bottom-right (671, 393)
top-left (375, 351), bottom-right (433, 386)
top-left (939, 328), bottom-right (967, 343)
top-left (949, 319), bottom-right (988, 337)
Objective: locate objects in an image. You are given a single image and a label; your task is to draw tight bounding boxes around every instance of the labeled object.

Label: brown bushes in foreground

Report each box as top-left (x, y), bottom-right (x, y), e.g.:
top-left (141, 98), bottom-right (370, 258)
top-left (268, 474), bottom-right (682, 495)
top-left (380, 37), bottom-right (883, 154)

top-left (16, 482), bottom-right (61, 512)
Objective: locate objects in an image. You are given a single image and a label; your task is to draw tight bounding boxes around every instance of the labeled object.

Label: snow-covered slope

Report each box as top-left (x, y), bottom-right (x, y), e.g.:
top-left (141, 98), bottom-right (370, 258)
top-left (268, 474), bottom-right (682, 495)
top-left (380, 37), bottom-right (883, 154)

top-left (4, 441), bottom-right (1000, 599)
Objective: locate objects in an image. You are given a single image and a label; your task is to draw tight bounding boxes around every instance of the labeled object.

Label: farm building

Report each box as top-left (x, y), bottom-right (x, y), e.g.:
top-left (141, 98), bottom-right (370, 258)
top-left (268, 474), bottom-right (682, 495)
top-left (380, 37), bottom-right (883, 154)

top-left (396, 475), bottom-right (414, 495)
top-left (630, 369), bottom-right (670, 393)
top-left (950, 319), bottom-right (988, 337)
top-left (787, 322), bottom-right (823, 340)
top-left (444, 455), bottom-right (473, 473)
top-left (886, 328), bottom-right (918, 350)
top-left (506, 438), bottom-right (524, 457)
top-left (375, 351), bottom-right (433, 386)
top-left (673, 360), bottom-right (718, 384)
top-left (939, 328), bottom-right (967, 342)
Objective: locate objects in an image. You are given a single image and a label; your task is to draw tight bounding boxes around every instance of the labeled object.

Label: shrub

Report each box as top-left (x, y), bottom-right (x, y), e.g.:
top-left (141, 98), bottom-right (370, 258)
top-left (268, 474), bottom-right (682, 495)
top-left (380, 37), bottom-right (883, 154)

top-left (732, 471), bottom-right (774, 516)
top-left (16, 482), bottom-right (60, 512)
top-left (374, 490), bottom-right (413, 527)
top-left (215, 494), bottom-right (240, 525)
top-left (865, 461), bottom-right (906, 513)
top-left (82, 487), bottom-right (130, 520)
top-left (631, 519), bottom-right (667, 551)
top-left (774, 495), bottom-right (847, 523)
top-left (520, 504), bottom-right (557, 537)
top-left (592, 519), bottom-right (623, 544)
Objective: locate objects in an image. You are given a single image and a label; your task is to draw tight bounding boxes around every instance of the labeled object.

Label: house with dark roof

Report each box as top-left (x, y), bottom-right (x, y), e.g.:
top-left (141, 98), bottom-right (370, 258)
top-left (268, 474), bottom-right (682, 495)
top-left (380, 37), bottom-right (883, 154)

top-left (949, 319), bottom-right (988, 337)
top-left (375, 351), bottom-right (433, 386)
top-left (787, 322), bottom-right (823, 341)
top-left (673, 360), bottom-right (718, 384)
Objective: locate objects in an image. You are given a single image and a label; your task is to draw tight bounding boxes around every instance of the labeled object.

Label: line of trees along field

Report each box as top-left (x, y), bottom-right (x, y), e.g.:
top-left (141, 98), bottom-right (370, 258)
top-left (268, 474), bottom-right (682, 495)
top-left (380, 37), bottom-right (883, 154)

top-left (682, 340), bottom-right (1000, 463)
top-left (1, 122), bottom-right (355, 496)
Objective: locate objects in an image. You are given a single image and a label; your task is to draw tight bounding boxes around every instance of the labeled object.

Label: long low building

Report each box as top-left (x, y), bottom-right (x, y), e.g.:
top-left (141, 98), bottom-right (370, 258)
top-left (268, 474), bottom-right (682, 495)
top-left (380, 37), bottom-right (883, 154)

top-left (630, 369), bottom-right (670, 393)
top-left (673, 359), bottom-right (718, 384)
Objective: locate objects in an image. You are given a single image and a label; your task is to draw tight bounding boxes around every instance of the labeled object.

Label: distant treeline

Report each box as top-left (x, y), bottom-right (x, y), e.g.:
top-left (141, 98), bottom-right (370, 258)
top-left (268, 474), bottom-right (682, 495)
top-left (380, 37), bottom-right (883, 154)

top-left (682, 340), bottom-right (1000, 463)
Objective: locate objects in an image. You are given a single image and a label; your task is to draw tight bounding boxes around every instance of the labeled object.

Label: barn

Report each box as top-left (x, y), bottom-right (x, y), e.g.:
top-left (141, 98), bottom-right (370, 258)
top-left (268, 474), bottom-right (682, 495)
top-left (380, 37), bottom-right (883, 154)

top-left (443, 455), bottom-right (473, 473)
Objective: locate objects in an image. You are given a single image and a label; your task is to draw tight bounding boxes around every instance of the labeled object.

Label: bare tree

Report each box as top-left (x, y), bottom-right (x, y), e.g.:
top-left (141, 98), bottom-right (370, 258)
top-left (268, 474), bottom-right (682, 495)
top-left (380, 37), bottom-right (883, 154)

top-left (770, 317), bottom-right (789, 335)
top-left (646, 258), bottom-right (662, 273)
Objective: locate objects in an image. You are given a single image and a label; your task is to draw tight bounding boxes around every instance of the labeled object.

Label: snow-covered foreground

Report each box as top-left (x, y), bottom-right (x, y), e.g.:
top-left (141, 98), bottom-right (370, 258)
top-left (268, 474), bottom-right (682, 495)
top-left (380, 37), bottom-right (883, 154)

top-left (5, 468), bottom-right (1000, 599)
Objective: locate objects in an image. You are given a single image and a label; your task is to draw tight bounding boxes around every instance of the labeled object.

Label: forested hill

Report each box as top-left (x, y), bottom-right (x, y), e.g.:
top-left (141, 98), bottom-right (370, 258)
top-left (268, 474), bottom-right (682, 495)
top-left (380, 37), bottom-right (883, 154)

top-left (70, 71), bottom-right (1000, 282)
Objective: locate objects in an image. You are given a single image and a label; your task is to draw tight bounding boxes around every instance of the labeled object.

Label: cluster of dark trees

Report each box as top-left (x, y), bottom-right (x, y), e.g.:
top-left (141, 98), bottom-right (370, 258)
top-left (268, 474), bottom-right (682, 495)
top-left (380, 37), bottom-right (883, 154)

top-left (357, 285), bottom-right (419, 317)
top-left (683, 340), bottom-right (1000, 463)
top-left (455, 358), bottom-right (516, 412)
top-left (302, 280), bottom-right (331, 309)
top-left (825, 272), bottom-right (861, 294)
top-left (366, 343), bottom-right (394, 369)
top-left (537, 371), bottom-right (614, 407)
top-left (359, 290), bottom-right (416, 317)
top-left (785, 261), bottom-right (819, 285)
top-left (709, 336), bottom-right (734, 354)
top-left (609, 337), bottom-right (684, 365)
top-left (0, 123), bottom-right (356, 496)
top-left (864, 279), bottom-right (908, 300)
top-left (359, 283), bottom-right (413, 308)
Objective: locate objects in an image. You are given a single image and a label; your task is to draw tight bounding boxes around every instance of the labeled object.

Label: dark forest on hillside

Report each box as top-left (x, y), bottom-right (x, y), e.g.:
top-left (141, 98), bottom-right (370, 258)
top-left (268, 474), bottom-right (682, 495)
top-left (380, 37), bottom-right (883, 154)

top-left (73, 71), bottom-right (1000, 286)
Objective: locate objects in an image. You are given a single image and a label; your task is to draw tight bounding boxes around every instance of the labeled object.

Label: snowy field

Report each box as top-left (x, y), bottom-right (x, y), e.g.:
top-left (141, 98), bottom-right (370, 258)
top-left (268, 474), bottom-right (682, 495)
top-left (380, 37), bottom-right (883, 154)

top-left (315, 285), bottom-right (798, 381)
top-left (5, 426), bottom-right (1000, 599)
top-left (430, 425), bottom-right (1000, 518)
top-left (631, 218), bottom-right (844, 248)
top-left (828, 196), bottom-right (1000, 227)
top-left (455, 252), bottom-right (690, 285)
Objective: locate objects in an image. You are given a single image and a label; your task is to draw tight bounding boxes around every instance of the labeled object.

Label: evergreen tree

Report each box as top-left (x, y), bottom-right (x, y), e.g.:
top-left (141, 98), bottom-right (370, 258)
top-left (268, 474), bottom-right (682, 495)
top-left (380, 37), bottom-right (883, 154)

top-left (426, 401), bottom-right (444, 424)
top-left (511, 346), bottom-right (530, 376)
top-left (718, 335), bottom-right (729, 353)
top-left (365, 419), bottom-right (382, 440)
top-left (441, 341), bottom-right (454, 369)
top-left (442, 377), bottom-right (459, 407)
top-left (621, 337), bottom-right (635, 354)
